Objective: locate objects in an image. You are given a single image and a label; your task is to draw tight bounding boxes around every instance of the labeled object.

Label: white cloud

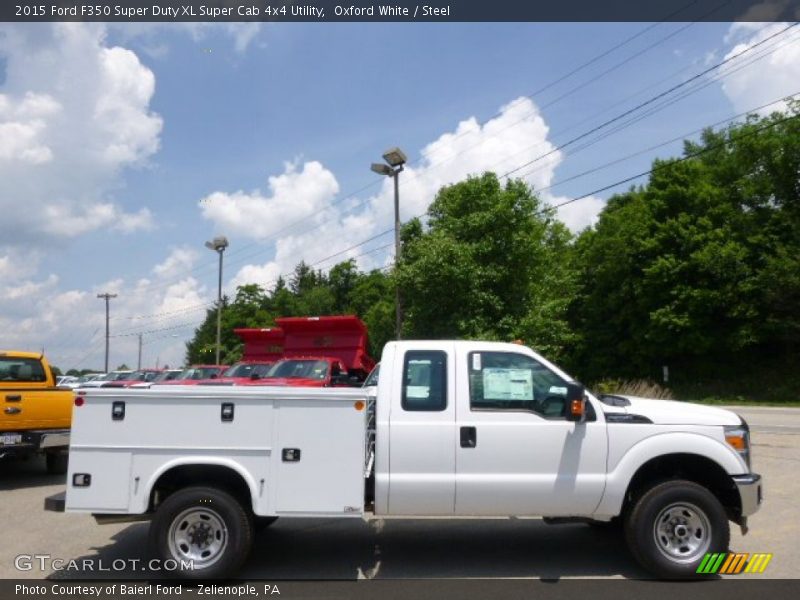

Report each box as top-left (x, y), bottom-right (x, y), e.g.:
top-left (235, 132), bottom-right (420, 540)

top-left (0, 246), bottom-right (210, 370)
top-left (720, 22), bottom-right (800, 115)
top-left (153, 246), bottom-right (200, 279)
top-left (203, 96), bottom-right (605, 292)
top-left (110, 22), bottom-right (263, 55)
top-left (199, 161), bottom-right (340, 239)
top-left (0, 23), bottom-right (162, 245)
top-left (1, 274), bottom-right (58, 301)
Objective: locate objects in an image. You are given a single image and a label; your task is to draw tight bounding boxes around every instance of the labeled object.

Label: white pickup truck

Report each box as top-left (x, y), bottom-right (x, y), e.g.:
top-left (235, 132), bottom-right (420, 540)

top-left (45, 340), bottom-right (761, 579)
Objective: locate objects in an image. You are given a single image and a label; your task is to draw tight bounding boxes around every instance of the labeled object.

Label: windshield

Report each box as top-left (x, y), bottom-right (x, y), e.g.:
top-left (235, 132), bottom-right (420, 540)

top-left (267, 359), bottom-right (329, 380)
top-left (176, 367), bottom-right (220, 380)
top-left (223, 363), bottom-right (272, 378)
top-left (153, 370), bottom-right (180, 382)
top-left (118, 371), bottom-right (143, 381)
top-left (363, 363), bottom-right (380, 387)
top-left (107, 372), bottom-right (131, 381)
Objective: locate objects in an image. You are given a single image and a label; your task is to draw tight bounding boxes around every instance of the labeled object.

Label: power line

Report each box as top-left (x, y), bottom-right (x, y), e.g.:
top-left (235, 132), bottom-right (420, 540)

top-left (544, 112), bottom-right (800, 215)
top-left (530, 92), bottom-right (800, 195)
top-left (499, 22), bottom-right (798, 181)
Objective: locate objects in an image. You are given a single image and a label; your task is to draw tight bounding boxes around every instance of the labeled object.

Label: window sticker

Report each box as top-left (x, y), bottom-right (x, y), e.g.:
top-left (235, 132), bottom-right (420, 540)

top-left (548, 386), bottom-right (568, 395)
top-left (483, 368), bottom-right (533, 400)
top-left (472, 353), bottom-right (481, 371)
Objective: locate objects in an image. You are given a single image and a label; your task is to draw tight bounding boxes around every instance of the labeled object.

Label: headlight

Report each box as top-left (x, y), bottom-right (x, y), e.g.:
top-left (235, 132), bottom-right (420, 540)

top-left (725, 418), bottom-right (751, 470)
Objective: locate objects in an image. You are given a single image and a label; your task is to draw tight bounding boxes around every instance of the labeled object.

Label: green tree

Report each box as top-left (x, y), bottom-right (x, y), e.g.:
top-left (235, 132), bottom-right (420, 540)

top-left (397, 172), bottom-right (577, 359)
top-left (570, 104), bottom-right (800, 383)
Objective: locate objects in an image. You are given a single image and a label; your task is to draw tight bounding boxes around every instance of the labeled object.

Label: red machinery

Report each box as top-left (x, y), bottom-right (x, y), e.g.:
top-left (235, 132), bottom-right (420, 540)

top-left (237, 316), bottom-right (375, 387)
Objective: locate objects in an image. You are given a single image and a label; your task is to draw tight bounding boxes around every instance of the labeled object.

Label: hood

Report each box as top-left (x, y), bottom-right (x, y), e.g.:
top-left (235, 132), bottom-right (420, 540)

top-left (606, 395), bottom-right (742, 426)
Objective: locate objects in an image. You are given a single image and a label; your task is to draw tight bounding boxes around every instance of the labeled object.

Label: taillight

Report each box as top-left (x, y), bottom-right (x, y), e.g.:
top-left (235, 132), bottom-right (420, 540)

top-left (74, 396), bottom-right (85, 407)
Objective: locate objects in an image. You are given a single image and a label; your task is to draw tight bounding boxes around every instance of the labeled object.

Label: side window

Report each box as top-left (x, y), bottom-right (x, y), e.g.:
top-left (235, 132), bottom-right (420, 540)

top-left (469, 352), bottom-right (570, 419)
top-left (402, 351), bottom-right (447, 412)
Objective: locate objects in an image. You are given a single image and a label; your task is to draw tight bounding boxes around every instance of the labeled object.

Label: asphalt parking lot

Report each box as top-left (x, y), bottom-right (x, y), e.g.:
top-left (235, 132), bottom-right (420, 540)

top-left (1, 405), bottom-right (797, 580)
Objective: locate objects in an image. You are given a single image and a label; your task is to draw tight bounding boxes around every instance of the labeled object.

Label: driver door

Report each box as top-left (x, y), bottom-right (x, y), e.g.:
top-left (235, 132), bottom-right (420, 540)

top-left (454, 346), bottom-right (607, 516)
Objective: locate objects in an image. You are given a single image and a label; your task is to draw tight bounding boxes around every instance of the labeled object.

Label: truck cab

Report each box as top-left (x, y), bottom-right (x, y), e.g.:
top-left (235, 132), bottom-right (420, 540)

top-left (1, 350), bottom-right (72, 473)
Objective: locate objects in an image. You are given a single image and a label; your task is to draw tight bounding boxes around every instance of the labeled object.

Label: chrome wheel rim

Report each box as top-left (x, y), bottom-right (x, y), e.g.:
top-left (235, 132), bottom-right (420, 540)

top-left (653, 502), bottom-right (711, 564)
top-left (167, 506), bottom-right (229, 568)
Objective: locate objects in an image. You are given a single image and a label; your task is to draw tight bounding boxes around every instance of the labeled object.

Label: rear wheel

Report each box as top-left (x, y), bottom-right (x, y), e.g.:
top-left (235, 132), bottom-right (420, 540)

top-left (624, 480), bottom-right (729, 579)
top-left (148, 486), bottom-right (253, 579)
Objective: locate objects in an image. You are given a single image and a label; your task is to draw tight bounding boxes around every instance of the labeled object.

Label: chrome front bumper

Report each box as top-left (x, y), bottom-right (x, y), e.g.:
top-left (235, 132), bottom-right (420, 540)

top-left (733, 473), bottom-right (763, 517)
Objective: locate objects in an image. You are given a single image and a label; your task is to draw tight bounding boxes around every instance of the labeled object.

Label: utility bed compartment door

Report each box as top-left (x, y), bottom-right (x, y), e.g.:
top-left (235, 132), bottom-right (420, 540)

top-left (66, 450), bottom-right (132, 512)
top-left (274, 399), bottom-right (365, 515)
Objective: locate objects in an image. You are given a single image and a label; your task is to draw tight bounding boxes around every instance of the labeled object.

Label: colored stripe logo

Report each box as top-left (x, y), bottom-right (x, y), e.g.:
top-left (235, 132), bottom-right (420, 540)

top-left (696, 553), bottom-right (772, 574)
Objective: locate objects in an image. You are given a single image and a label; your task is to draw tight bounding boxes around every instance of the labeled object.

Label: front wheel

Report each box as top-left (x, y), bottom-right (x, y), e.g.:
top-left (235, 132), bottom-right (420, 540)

top-left (148, 486), bottom-right (253, 579)
top-left (624, 479), bottom-right (729, 579)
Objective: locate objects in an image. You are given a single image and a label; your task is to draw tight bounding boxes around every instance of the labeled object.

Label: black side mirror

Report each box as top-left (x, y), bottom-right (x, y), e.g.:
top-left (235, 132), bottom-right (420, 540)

top-left (565, 382), bottom-right (586, 422)
top-left (250, 373), bottom-right (261, 380)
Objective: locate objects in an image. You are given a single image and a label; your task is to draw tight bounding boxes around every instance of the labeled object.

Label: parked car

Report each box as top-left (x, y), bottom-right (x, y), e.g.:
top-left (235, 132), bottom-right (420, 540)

top-left (240, 356), bottom-right (362, 387)
top-left (101, 369), bottom-right (164, 388)
top-left (0, 350), bottom-right (72, 473)
top-left (197, 361), bottom-right (275, 386)
top-left (130, 369), bottom-right (183, 389)
top-left (78, 370), bottom-right (132, 388)
top-left (151, 365), bottom-right (228, 386)
top-left (72, 373), bottom-right (104, 388)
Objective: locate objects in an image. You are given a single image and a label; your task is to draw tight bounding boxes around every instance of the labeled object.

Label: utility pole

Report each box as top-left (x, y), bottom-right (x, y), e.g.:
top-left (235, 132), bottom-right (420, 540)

top-left (96, 293), bottom-right (117, 373)
top-left (138, 333), bottom-right (143, 370)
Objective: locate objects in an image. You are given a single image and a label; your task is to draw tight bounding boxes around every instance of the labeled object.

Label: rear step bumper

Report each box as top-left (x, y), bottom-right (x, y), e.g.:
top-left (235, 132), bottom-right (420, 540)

top-left (44, 491), bottom-right (66, 512)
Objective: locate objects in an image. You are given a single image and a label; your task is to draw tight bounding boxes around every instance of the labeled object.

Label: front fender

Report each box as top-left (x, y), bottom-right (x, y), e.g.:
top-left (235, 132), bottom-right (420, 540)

top-left (594, 431), bottom-right (744, 517)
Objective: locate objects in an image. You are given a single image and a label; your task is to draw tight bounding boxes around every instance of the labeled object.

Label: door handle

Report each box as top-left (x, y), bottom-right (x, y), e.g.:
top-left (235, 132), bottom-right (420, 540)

top-left (460, 426), bottom-right (477, 448)
top-left (4, 407), bottom-right (21, 415)
top-left (5, 395), bottom-right (22, 402)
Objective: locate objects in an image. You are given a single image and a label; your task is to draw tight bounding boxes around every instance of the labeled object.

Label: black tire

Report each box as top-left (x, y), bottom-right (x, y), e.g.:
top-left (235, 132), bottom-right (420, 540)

top-left (45, 451), bottom-right (68, 475)
top-left (148, 486), bottom-right (253, 579)
top-left (254, 516), bottom-right (279, 532)
top-left (624, 479), bottom-right (729, 579)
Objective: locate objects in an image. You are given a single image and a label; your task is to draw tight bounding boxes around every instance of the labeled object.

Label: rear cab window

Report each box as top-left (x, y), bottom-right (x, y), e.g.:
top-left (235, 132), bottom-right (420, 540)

top-left (402, 350), bottom-right (447, 412)
top-left (0, 357), bottom-right (47, 382)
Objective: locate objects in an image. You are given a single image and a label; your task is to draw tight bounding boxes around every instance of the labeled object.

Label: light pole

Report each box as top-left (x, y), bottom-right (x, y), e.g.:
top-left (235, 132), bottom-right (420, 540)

top-left (204, 236), bottom-right (229, 365)
top-left (371, 147), bottom-right (407, 339)
top-left (96, 292), bottom-right (117, 373)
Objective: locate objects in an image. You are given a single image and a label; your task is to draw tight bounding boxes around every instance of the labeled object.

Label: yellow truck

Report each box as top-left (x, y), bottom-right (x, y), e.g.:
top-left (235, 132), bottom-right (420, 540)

top-left (0, 351), bottom-right (73, 474)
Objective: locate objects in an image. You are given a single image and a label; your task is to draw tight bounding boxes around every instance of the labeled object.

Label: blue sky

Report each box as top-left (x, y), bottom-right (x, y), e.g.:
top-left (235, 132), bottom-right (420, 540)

top-left (1, 21), bottom-right (797, 370)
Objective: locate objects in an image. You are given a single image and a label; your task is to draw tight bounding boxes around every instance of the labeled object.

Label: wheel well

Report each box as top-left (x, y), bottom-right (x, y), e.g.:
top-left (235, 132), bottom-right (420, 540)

top-left (623, 453), bottom-right (741, 521)
top-left (149, 464), bottom-right (253, 512)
